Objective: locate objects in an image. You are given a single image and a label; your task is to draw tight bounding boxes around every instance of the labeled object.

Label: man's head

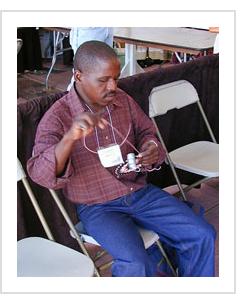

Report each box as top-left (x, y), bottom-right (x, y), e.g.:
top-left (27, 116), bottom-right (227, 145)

top-left (73, 40), bottom-right (121, 112)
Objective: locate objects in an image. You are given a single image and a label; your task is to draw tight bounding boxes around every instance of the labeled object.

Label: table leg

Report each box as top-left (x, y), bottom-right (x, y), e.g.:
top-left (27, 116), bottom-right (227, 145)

top-left (45, 31), bottom-right (71, 89)
top-left (120, 43), bottom-right (144, 78)
top-left (174, 51), bottom-right (188, 63)
top-left (45, 31), bottom-right (60, 89)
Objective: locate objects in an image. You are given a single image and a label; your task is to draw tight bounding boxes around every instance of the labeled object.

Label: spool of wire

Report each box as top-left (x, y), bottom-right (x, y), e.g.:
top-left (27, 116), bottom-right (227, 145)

top-left (127, 153), bottom-right (137, 170)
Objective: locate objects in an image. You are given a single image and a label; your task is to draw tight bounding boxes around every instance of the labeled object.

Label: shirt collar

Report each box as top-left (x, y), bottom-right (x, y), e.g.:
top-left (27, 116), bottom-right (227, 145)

top-left (67, 84), bottom-right (123, 119)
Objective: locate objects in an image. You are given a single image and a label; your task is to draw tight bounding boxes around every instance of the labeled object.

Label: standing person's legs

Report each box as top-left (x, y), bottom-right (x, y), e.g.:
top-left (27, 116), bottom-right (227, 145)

top-left (76, 200), bottom-right (156, 277)
top-left (104, 27), bottom-right (114, 46)
top-left (131, 184), bottom-right (216, 277)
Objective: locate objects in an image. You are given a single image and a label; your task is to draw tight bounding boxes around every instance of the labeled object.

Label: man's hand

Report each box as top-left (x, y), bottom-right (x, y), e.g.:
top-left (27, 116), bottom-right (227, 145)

top-left (66, 112), bottom-right (108, 141)
top-left (55, 112), bottom-right (107, 176)
top-left (137, 141), bottom-right (159, 167)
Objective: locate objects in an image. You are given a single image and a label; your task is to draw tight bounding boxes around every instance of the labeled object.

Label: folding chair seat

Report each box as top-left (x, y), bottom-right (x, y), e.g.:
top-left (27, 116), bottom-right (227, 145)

top-left (49, 190), bottom-right (177, 277)
top-left (17, 158), bottom-right (95, 277)
top-left (149, 80), bottom-right (219, 201)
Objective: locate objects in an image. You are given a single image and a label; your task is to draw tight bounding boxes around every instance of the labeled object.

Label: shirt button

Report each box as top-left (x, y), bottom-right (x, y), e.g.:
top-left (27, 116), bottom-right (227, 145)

top-left (105, 136), bottom-right (109, 140)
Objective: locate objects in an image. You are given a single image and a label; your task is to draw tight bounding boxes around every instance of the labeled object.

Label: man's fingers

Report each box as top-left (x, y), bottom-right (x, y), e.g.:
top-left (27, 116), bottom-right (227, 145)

top-left (78, 121), bottom-right (90, 130)
top-left (137, 147), bottom-right (159, 166)
top-left (76, 114), bottom-right (107, 131)
top-left (97, 118), bottom-right (108, 129)
top-left (138, 149), bottom-right (156, 158)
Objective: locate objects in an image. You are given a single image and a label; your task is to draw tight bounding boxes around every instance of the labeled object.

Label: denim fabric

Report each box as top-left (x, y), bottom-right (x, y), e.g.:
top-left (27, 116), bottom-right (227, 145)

top-left (76, 184), bottom-right (216, 277)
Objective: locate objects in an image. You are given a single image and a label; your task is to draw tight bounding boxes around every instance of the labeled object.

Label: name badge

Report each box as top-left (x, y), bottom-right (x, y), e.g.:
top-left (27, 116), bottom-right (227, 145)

top-left (97, 144), bottom-right (124, 168)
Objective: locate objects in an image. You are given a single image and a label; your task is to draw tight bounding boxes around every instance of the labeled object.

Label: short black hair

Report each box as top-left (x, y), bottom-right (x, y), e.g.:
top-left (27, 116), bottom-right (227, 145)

top-left (73, 40), bottom-right (118, 72)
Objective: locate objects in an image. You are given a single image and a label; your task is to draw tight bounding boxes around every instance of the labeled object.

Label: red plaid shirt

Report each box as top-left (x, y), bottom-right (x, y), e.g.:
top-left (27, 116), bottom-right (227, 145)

top-left (27, 87), bottom-right (166, 204)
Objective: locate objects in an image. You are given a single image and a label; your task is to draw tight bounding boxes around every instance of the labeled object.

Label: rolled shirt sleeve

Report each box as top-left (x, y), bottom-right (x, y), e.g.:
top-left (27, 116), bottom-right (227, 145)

top-left (27, 144), bottom-right (74, 189)
top-left (27, 108), bottom-right (74, 189)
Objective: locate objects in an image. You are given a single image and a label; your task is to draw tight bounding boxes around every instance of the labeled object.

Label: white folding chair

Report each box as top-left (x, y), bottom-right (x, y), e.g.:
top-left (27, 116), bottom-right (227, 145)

top-left (17, 158), bottom-right (95, 277)
top-left (49, 189), bottom-right (177, 276)
top-left (149, 80), bottom-right (219, 201)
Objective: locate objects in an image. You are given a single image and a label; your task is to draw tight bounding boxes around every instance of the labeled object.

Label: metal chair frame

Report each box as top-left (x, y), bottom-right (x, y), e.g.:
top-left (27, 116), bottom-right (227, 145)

top-left (17, 158), bottom-right (95, 277)
top-left (149, 80), bottom-right (219, 201)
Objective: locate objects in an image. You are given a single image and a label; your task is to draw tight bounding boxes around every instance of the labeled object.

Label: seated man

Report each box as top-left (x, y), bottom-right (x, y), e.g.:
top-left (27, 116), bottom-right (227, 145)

top-left (27, 40), bottom-right (216, 277)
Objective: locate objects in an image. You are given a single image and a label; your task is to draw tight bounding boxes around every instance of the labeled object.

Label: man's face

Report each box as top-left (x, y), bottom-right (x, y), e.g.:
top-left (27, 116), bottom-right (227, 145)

top-left (75, 58), bottom-right (121, 111)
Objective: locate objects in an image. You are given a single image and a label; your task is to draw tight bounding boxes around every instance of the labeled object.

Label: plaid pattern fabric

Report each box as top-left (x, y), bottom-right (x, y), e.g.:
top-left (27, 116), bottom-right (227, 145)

top-left (27, 87), bottom-right (165, 204)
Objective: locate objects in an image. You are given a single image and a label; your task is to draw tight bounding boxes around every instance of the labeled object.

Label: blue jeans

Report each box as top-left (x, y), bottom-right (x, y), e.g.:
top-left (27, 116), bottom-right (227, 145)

top-left (76, 184), bottom-right (216, 277)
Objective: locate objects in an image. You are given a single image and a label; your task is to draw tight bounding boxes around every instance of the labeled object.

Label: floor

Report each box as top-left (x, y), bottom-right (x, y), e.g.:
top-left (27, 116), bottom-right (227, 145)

top-left (17, 56), bottom-right (219, 277)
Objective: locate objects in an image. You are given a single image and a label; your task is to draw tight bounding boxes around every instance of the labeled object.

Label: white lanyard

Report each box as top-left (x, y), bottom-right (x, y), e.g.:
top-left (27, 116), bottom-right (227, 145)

top-left (82, 104), bottom-right (137, 154)
top-left (80, 103), bottom-right (161, 172)
top-left (83, 104), bottom-right (116, 150)
top-left (106, 106), bottom-right (117, 144)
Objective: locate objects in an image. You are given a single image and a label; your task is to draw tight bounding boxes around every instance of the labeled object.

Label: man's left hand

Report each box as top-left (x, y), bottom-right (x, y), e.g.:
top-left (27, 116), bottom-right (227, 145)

top-left (137, 141), bottom-right (159, 167)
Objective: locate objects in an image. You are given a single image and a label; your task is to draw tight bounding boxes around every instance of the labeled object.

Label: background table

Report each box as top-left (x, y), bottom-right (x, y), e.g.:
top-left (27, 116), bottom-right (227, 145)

top-left (114, 27), bottom-right (217, 77)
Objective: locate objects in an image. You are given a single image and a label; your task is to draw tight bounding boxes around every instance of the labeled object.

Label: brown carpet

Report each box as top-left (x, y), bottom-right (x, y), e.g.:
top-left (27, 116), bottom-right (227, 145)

top-left (17, 58), bottom-right (72, 102)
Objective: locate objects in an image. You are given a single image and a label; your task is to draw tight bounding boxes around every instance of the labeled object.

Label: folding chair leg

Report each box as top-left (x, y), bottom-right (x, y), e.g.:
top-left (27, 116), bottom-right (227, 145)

top-left (166, 159), bottom-right (187, 201)
top-left (22, 177), bottom-right (55, 241)
top-left (94, 249), bottom-right (108, 261)
top-left (172, 177), bottom-right (212, 200)
top-left (98, 261), bottom-right (113, 272)
top-left (49, 189), bottom-right (101, 277)
top-left (152, 118), bottom-right (187, 201)
top-left (156, 240), bottom-right (178, 277)
top-left (182, 176), bottom-right (211, 192)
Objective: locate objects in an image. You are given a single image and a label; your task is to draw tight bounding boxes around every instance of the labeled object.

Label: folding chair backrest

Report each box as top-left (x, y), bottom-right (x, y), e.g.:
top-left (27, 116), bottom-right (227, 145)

top-left (149, 80), bottom-right (217, 143)
top-left (149, 80), bottom-right (199, 118)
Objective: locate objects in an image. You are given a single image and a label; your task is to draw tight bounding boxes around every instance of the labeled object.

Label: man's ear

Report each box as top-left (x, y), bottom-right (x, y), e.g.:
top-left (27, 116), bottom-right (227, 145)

top-left (74, 70), bottom-right (82, 82)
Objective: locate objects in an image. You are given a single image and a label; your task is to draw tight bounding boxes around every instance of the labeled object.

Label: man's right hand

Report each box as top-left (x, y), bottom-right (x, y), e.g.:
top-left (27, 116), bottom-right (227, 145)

top-left (55, 112), bottom-right (107, 176)
top-left (66, 112), bottom-right (108, 141)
